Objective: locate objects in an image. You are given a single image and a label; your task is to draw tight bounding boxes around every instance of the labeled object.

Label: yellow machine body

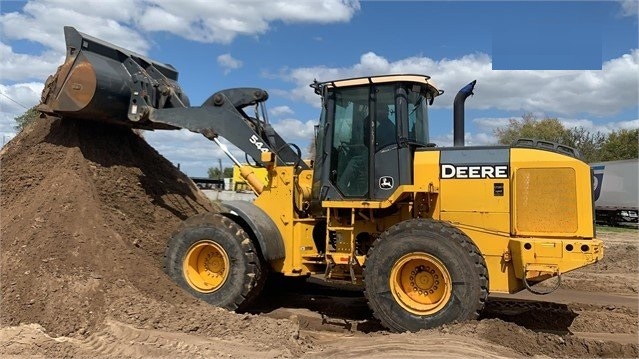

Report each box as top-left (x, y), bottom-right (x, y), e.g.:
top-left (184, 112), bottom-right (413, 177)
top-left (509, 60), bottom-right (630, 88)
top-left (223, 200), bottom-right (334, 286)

top-left (240, 74), bottom-right (603, 295)
top-left (413, 147), bottom-right (602, 292)
top-left (232, 164), bottom-right (269, 192)
top-left (250, 144), bottom-right (602, 294)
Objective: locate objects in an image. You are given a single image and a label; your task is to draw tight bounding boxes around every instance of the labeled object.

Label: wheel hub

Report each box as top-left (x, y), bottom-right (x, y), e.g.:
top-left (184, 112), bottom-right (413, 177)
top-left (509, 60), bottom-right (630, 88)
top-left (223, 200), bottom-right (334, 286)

top-left (204, 251), bottom-right (225, 275)
top-left (411, 266), bottom-right (440, 293)
top-left (390, 253), bottom-right (452, 315)
top-left (183, 240), bottom-right (230, 293)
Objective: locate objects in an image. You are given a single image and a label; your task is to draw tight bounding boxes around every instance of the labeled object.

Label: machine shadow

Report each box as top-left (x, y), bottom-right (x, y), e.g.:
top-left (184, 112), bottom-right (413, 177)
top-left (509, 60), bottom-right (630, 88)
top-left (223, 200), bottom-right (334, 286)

top-left (246, 276), bottom-right (385, 333)
top-left (481, 297), bottom-right (578, 335)
top-left (248, 278), bottom-right (579, 336)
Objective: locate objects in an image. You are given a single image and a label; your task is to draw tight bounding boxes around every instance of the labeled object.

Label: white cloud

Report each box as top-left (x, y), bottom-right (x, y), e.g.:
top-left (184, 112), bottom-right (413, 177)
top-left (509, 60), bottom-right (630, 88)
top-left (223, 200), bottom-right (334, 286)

top-left (271, 118), bottom-right (316, 142)
top-left (137, 6), bottom-right (191, 36)
top-left (430, 131), bottom-right (497, 147)
top-left (280, 50), bottom-right (639, 117)
top-left (472, 117), bottom-right (514, 131)
top-left (559, 118), bottom-right (639, 134)
top-left (0, 82), bottom-right (44, 145)
top-left (0, 82), bottom-right (42, 113)
top-left (217, 53), bottom-right (243, 74)
top-left (0, 1), bottom-right (148, 54)
top-left (269, 105), bottom-right (294, 117)
top-left (0, 0), bottom-right (361, 82)
top-left (1, 0), bottom-right (359, 48)
top-left (137, 0), bottom-right (360, 44)
top-left (143, 130), bottom-right (247, 177)
top-left (619, 0), bottom-right (639, 17)
top-left (0, 42), bottom-right (64, 82)
top-left (280, 52), bottom-right (492, 108)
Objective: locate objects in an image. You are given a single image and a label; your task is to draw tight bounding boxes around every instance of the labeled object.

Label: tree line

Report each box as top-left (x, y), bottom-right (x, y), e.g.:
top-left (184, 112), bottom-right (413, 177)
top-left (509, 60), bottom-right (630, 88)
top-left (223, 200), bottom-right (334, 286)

top-left (495, 114), bottom-right (638, 163)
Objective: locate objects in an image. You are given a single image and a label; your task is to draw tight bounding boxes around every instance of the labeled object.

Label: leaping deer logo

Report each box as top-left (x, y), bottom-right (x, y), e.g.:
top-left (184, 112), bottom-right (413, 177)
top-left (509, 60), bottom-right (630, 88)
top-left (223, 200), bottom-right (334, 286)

top-left (379, 176), bottom-right (394, 190)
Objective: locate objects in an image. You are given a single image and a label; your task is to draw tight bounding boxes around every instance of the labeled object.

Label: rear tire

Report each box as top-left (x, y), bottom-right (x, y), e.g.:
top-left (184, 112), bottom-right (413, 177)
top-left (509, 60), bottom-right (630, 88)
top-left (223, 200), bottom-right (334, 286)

top-left (363, 219), bottom-right (488, 332)
top-left (164, 213), bottom-right (266, 311)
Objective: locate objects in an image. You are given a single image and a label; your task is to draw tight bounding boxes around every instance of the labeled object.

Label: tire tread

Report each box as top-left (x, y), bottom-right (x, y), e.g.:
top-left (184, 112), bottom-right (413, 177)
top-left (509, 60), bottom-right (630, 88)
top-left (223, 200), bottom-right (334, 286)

top-left (363, 218), bottom-right (488, 332)
top-left (163, 213), bottom-right (266, 311)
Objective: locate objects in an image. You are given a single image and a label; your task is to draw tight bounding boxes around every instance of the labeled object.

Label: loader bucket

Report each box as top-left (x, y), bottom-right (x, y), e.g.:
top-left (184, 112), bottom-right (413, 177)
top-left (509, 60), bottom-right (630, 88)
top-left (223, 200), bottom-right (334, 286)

top-left (39, 26), bottom-right (189, 129)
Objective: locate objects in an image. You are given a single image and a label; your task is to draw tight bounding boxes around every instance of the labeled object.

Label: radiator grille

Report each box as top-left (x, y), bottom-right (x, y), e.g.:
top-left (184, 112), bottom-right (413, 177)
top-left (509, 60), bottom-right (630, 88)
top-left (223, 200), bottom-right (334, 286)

top-left (515, 168), bottom-right (577, 233)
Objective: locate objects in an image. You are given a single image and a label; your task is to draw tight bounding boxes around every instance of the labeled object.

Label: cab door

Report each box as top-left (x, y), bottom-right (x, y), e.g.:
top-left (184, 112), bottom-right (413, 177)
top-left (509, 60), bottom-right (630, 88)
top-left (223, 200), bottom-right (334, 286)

top-left (329, 86), bottom-right (371, 198)
top-left (371, 84), bottom-right (401, 200)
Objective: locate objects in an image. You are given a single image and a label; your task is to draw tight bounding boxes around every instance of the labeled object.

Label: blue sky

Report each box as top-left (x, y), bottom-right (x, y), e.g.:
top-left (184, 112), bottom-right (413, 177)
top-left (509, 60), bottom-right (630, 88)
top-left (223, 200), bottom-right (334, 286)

top-left (1, 0), bottom-right (637, 177)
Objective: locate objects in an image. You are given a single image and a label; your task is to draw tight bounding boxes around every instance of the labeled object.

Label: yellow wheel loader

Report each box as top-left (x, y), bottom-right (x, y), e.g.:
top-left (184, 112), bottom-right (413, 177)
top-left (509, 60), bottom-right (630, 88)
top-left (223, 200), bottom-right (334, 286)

top-left (40, 27), bottom-right (603, 332)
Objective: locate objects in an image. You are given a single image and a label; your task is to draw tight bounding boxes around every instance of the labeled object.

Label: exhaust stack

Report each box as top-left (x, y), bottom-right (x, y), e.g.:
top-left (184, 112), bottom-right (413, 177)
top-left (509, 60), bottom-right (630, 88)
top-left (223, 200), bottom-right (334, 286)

top-left (453, 80), bottom-right (477, 147)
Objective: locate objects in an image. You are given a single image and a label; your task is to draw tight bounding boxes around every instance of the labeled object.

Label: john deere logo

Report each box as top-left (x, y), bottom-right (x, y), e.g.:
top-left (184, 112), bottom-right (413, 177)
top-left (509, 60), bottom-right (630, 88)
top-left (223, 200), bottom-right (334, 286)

top-left (379, 176), bottom-right (394, 190)
top-left (440, 164), bottom-right (509, 179)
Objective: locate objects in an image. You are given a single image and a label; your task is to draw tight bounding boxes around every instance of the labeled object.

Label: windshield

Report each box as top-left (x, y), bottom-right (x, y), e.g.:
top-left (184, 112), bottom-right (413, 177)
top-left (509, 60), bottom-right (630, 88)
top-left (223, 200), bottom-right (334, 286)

top-left (407, 89), bottom-right (429, 144)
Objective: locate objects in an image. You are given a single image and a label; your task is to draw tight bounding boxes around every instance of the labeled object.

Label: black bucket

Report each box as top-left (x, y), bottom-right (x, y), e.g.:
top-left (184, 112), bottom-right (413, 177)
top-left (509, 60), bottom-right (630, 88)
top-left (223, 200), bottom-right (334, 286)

top-left (39, 26), bottom-right (189, 129)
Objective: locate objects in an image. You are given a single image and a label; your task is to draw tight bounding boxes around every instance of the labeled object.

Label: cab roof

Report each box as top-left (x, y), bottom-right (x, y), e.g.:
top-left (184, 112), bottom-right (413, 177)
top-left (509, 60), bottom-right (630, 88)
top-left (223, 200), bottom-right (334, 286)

top-left (312, 74), bottom-right (443, 99)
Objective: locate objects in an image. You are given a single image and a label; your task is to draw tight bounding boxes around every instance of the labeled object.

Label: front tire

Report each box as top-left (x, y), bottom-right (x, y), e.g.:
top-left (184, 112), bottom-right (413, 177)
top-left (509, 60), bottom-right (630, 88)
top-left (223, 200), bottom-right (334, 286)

top-left (363, 219), bottom-right (488, 332)
top-left (164, 213), bottom-right (266, 311)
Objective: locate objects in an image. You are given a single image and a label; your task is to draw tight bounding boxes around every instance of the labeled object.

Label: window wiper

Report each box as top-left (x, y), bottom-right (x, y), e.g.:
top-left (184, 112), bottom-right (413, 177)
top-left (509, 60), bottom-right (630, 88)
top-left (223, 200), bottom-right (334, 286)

top-left (409, 97), bottom-right (423, 117)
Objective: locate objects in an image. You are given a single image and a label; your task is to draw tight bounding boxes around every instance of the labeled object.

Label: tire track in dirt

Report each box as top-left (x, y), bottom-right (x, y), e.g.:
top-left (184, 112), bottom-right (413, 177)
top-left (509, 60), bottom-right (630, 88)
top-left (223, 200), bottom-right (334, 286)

top-left (76, 319), bottom-right (303, 359)
top-left (78, 320), bottom-right (203, 359)
top-left (301, 332), bottom-right (522, 358)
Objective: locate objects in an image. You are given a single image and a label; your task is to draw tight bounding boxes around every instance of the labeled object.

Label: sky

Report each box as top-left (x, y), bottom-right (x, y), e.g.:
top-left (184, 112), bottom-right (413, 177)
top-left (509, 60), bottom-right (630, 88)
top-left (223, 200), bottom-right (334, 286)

top-left (1, 0), bottom-right (638, 177)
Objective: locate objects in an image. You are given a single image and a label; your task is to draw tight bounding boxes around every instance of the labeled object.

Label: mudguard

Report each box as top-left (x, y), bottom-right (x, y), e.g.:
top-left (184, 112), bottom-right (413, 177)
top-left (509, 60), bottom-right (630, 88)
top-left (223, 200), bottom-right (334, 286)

top-left (220, 200), bottom-right (285, 262)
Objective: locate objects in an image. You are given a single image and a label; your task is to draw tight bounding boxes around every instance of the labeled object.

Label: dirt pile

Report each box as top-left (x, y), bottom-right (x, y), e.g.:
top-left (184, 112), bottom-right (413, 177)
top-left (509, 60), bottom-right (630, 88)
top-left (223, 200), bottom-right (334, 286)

top-left (0, 117), bottom-right (310, 356)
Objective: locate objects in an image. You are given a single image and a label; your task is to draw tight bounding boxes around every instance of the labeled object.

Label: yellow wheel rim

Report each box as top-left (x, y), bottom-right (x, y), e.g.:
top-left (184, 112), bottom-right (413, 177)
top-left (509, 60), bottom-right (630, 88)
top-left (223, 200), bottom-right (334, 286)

top-left (183, 240), bottom-right (230, 293)
top-left (390, 252), bottom-right (452, 315)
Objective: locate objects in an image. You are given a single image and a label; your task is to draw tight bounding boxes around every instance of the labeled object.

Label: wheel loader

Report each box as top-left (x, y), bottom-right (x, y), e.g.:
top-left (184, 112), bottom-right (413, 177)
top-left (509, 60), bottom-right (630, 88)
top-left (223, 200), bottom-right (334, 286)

top-left (39, 27), bottom-right (603, 332)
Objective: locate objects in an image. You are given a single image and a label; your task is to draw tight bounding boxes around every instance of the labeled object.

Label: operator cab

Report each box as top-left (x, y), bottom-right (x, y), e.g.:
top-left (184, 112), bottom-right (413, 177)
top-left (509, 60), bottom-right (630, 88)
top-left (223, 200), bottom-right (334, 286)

top-left (311, 75), bottom-right (442, 203)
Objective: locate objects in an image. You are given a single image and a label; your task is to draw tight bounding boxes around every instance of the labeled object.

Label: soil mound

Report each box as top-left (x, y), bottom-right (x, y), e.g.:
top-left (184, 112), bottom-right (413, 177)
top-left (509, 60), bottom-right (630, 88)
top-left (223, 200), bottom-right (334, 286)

top-left (0, 117), bottom-right (308, 356)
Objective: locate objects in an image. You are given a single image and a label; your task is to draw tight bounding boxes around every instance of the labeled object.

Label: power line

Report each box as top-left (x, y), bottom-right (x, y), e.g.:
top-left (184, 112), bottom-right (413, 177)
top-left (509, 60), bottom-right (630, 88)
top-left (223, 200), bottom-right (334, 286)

top-left (0, 91), bottom-right (30, 110)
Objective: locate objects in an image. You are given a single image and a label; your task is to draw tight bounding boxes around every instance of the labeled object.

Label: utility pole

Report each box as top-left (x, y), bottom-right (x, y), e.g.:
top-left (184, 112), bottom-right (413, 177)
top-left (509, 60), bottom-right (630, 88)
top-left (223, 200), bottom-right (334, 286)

top-left (218, 158), bottom-right (223, 179)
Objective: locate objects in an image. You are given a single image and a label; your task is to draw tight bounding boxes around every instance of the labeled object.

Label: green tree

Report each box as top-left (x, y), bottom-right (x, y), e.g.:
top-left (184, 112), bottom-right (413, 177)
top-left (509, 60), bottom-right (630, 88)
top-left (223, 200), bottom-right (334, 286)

top-left (563, 127), bottom-right (606, 163)
top-left (14, 106), bottom-right (40, 131)
top-left (207, 167), bottom-right (222, 179)
top-left (492, 114), bottom-right (637, 162)
top-left (495, 114), bottom-right (570, 145)
top-left (598, 129), bottom-right (639, 161)
top-left (307, 135), bottom-right (316, 160)
top-left (207, 166), bottom-right (233, 179)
